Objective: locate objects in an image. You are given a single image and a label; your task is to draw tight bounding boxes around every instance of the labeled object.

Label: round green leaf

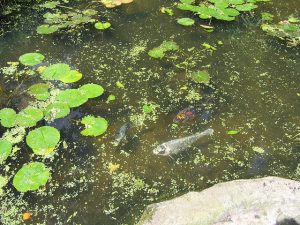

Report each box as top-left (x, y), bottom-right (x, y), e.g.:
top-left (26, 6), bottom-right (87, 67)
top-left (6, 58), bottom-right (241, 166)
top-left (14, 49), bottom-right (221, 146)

top-left (177, 18), bottom-right (195, 26)
top-left (28, 83), bottom-right (50, 101)
top-left (59, 70), bottom-right (83, 83)
top-left (13, 162), bottom-right (50, 192)
top-left (80, 116), bottom-right (108, 137)
top-left (37, 24), bottom-right (59, 34)
top-left (191, 70), bottom-right (211, 84)
top-left (26, 126), bottom-right (60, 155)
top-left (235, 3), bottom-right (257, 11)
top-left (41, 63), bottom-right (70, 80)
top-left (148, 48), bottom-right (165, 59)
top-left (79, 84), bottom-right (104, 98)
top-left (0, 108), bottom-right (17, 128)
top-left (56, 89), bottom-right (88, 108)
top-left (16, 107), bottom-right (44, 127)
top-left (44, 102), bottom-right (70, 120)
top-left (95, 22), bottom-right (111, 30)
top-left (19, 53), bottom-right (45, 66)
top-left (0, 140), bottom-right (12, 163)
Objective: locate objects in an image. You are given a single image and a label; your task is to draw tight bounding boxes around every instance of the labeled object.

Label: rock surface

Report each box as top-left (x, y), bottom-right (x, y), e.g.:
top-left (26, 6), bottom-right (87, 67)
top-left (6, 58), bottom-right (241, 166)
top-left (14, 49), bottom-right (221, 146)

top-left (137, 177), bottom-right (300, 225)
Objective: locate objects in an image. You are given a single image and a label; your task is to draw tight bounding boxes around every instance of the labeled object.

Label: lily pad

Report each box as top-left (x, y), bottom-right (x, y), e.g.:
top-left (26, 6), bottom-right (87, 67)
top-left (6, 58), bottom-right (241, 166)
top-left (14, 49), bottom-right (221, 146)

top-left (148, 48), bottom-right (165, 59)
top-left (0, 108), bottom-right (17, 128)
top-left (26, 126), bottom-right (60, 155)
top-left (19, 53), bottom-right (45, 66)
top-left (41, 63), bottom-right (70, 80)
top-left (59, 70), bottom-right (83, 83)
top-left (177, 18), bottom-right (195, 26)
top-left (191, 70), bottom-right (211, 84)
top-left (79, 83), bottom-right (104, 98)
top-left (56, 89), bottom-right (88, 108)
top-left (95, 22), bottom-right (111, 30)
top-left (0, 140), bottom-right (12, 163)
top-left (40, 1), bottom-right (60, 9)
top-left (13, 162), bottom-right (50, 192)
top-left (37, 24), bottom-right (59, 34)
top-left (28, 83), bottom-right (50, 101)
top-left (44, 102), bottom-right (70, 120)
top-left (80, 116), bottom-right (108, 137)
top-left (16, 107), bottom-right (44, 127)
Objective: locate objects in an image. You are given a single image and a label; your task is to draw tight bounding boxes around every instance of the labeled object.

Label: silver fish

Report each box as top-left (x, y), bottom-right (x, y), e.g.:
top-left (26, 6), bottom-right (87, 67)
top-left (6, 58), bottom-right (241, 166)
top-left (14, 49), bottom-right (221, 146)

top-left (153, 128), bottom-right (214, 156)
top-left (113, 123), bottom-right (132, 146)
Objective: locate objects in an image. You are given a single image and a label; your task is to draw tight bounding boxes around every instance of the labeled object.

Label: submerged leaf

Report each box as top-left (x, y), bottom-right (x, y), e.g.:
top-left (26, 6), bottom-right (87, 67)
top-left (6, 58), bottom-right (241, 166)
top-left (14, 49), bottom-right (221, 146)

top-left (19, 53), bottom-right (45, 66)
top-left (80, 116), bottom-right (108, 137)
top-left (26, 126), bottom-right (60, 155)
top-left (13, 162), bottom-right (50, 192)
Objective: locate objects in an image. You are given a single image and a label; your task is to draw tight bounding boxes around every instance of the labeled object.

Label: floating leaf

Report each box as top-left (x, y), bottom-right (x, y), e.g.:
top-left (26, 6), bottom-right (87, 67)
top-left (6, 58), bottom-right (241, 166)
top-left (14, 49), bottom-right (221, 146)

top-left (160, 7), bottom-right (174, 16)
top-left (235, 3), bottom-right (257, 11)
top-left (36, 24), bottom-right (59, 34)
top-left (227, 130), bottom-right (240, 135)
top-left (44, 103), bottom-right (70, 120)
top-left (0, 108), bottom-right (17, 128)
top-left (80, 116), bottom-right (108, 137)
top-left (95, 22), bottom-right (111, 30)
top-left (28, 83), bottom-right (50, 101)
top-left (82, 9), bottom-right (98, 16)
top-left (0, 140), bottom-right (12, 163)
top-left (79, 84), bottom-right (104, 98)
top-left (19, 53), bottom-right (45, 66)
top-left (148, 48), bottom-right (165, 59)
top-left (106, 94), bottom-right (116, 103)
top-left (143, 104), bottom-right (153, 113)
top-left (40, 1), bottom-right (59, 8)
top-left (16, 107), bottom-right (44, 127)
top-left (116, 81), bottom-right (125, 89)
top-left (26, 126), bottom-right (60, 155)
top-left (41, 63), bottom-right (70, 80)
top-left (288, 15), bottom-right (300, 23)
top-left (13, 162), bottom-right (50, 192)
top-left (191, 70), bottom-right (211, 84)
top-left (56, 89), bottom-right (88, 107)
top-left (177, 18), bottom-right (195, 26)
top-left (60, 70), bottom-right (83, 83)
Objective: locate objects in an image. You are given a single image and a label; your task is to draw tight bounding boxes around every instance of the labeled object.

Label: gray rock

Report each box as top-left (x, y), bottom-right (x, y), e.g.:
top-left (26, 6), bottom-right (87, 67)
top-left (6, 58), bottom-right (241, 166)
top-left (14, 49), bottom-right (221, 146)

top-left (137, 177), bottom-right (300, 225)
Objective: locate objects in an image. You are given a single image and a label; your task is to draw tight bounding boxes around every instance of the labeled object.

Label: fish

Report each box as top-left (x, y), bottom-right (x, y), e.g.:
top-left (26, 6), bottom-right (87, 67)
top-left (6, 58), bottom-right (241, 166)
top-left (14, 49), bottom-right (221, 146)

top-left (153, 128), bottom-right (214, 156)
top-left (173, 106), bottom-right (196, 123)
top-left (113, 122), bottom-right (132, 146)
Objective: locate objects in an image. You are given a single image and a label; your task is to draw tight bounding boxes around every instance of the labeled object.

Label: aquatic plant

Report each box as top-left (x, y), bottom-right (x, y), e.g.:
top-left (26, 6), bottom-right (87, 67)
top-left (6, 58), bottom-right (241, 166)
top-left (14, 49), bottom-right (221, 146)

top-left (26, 126), bottom-right (60, 155)
top-left (36, 1), bottom-right (111, 34)
top-left (13, 162), bottom-right (50, 192)
top-left (261, 15), bottom-right (300, 46)
top-left (0, 140), bottom-right (12, 163)
top-left (100, 0), bottom-right (133, 8)
top-left (191, 70), bottom-right (211, 84)
top-left (0, 53), bottom-right (109, 193)
top-left (19, 53), bottom-right (45, 66)
top-left (148, 41), bottom-right (179, 59)
top-left (177, 18), bottom-right (195, 26)
top-left (177, 0), bottom-right (269, 22)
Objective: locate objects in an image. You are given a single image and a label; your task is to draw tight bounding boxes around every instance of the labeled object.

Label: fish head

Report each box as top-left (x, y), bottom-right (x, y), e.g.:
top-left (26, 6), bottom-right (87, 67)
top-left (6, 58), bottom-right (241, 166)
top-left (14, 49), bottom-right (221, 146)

top-left (153, 143), bottom-right (170, 156)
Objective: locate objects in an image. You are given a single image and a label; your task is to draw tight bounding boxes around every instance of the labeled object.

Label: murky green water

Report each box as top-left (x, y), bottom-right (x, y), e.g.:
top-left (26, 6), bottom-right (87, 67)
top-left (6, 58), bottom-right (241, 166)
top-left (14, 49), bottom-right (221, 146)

top-left (0, 0), bottom-right (299, 224)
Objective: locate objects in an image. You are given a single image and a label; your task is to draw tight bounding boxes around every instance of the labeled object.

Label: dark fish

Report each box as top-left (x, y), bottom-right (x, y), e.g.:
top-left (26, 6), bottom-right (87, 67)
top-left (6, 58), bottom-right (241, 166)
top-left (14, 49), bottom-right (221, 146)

top-left (153, 128), bottom-right (214, 156)
top-left (113, 122), bottom-right (132, 146)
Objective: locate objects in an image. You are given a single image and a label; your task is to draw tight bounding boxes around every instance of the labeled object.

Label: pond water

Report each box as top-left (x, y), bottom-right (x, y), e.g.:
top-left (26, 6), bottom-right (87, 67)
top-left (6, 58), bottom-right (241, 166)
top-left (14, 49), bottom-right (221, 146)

top-left (0, 0), bottom-right (299, 224)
